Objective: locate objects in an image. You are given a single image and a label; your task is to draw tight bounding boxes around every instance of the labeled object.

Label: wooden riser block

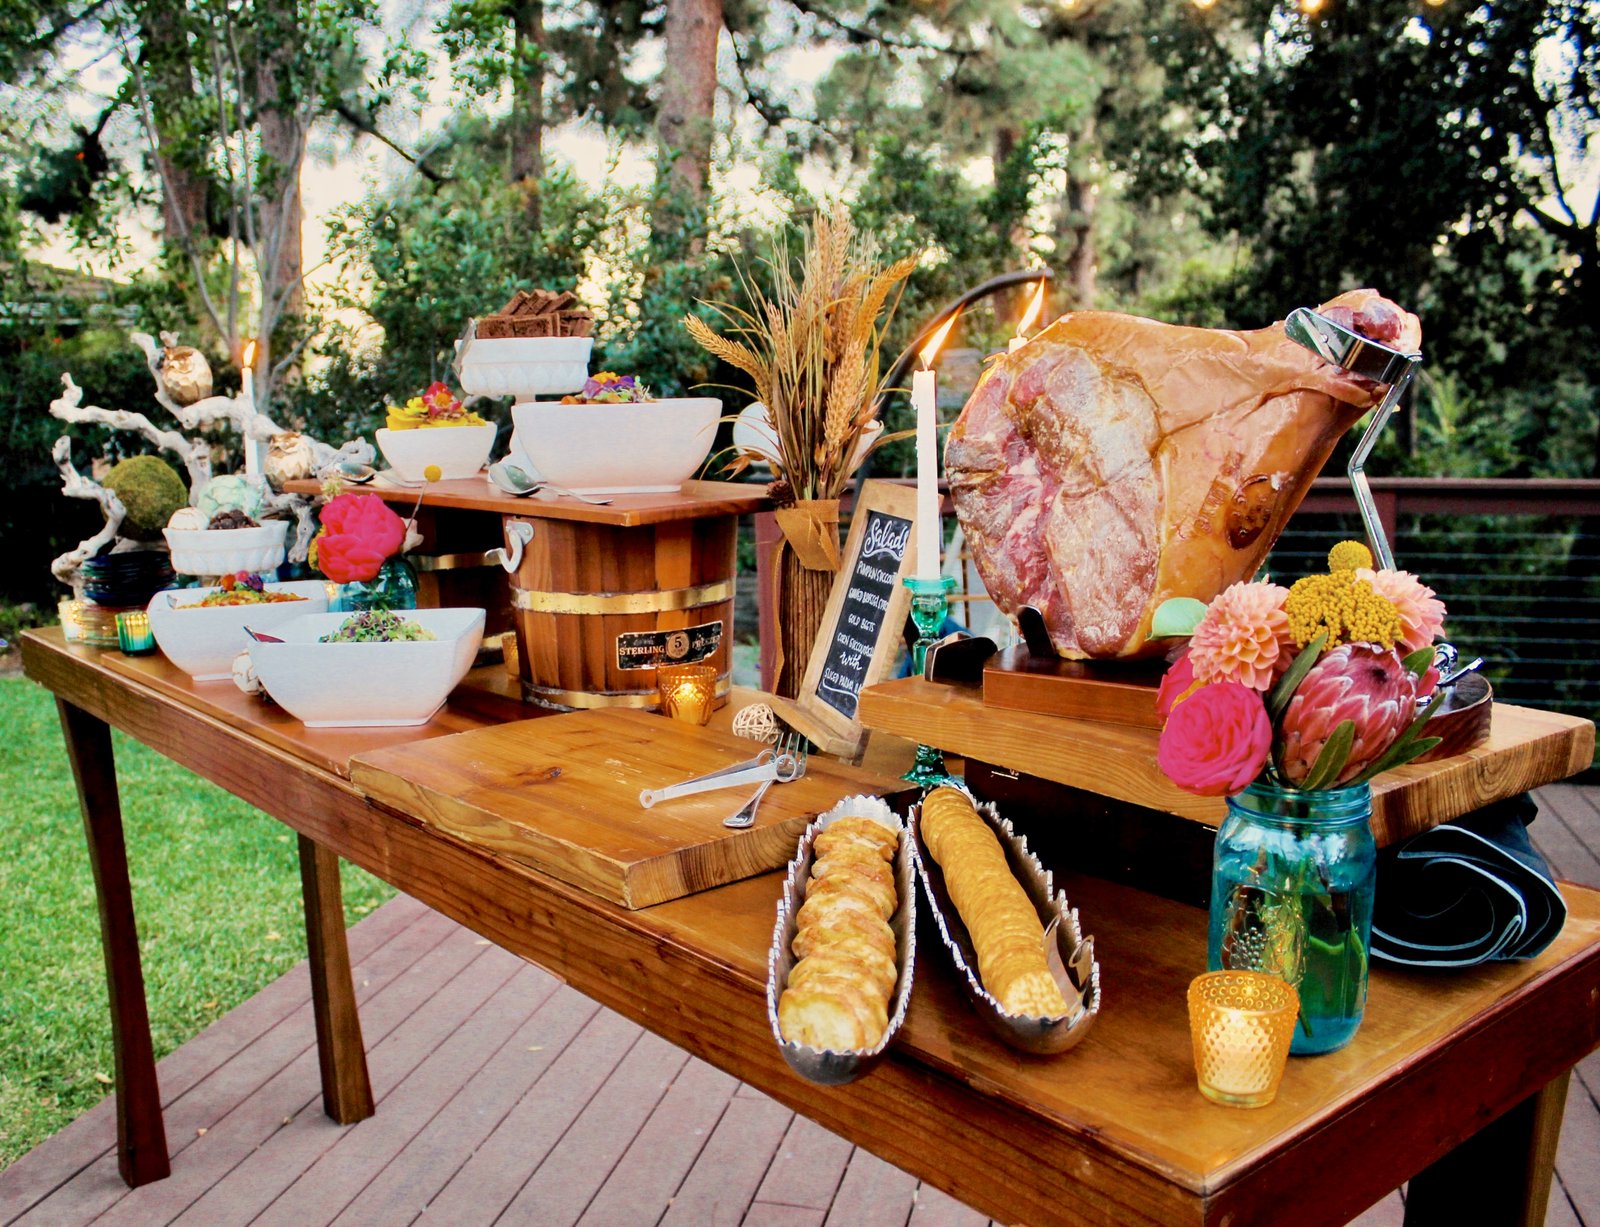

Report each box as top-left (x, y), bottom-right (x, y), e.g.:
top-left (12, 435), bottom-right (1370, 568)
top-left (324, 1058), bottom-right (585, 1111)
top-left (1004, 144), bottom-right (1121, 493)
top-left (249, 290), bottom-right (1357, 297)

top-left (982, 648), bottom-right (1167, 728)
top-left (350, 708), bottom-right (900, 909)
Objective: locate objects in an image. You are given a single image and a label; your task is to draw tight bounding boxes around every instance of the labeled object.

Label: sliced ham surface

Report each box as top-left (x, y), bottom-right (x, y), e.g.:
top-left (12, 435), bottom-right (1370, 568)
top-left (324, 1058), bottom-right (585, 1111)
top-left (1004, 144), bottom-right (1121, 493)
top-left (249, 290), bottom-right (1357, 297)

top-left (944, 289), bottom-right (1422, 659)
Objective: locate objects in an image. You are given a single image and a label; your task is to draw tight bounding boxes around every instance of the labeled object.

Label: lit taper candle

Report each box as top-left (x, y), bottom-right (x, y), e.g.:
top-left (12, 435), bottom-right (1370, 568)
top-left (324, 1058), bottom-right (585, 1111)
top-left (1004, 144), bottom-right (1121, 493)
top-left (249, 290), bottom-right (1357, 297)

top-left (1009, 279), bottom-right (1047, 353)
top-left (913, 312), bottom-right (960, 581)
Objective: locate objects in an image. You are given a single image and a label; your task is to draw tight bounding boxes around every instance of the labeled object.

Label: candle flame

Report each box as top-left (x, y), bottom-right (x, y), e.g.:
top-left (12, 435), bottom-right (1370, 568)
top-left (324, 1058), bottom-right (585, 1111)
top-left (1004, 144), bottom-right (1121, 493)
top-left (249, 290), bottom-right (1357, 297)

top-left (242, 339), bottom-right (258, 368)
top-left (918, 311), bottom-right (960, 369)
top-left (1015, 279), bottom-right (1047, 339)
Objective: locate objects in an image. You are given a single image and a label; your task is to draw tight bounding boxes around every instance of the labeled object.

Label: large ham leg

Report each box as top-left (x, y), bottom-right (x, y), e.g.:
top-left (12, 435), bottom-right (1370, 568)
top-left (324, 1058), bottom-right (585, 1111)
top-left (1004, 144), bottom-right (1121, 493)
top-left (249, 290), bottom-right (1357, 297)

top-left (945, 290), bottom-right (1421, 659)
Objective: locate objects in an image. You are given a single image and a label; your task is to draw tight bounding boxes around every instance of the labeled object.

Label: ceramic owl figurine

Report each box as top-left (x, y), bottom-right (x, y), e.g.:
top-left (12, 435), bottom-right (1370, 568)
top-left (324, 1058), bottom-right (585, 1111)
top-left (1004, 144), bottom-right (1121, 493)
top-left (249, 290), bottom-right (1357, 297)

top-left (264, 432), bottom-right (316, 488)
top-left (158, 345), bottom-right (214, 406)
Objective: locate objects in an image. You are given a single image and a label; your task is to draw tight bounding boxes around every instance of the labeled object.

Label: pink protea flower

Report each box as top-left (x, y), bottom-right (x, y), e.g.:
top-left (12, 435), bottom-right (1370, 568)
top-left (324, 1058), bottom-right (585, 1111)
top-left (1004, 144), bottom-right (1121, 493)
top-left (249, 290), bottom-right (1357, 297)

top-left (1357, 568), bottom-right (1445, 654)
top-left (1157, 682), bottom-right (1272, 797)
top-left (1278, 644), bottom-right (1420, 787)
top-left (1187, 581), bottom-right (1294, 691)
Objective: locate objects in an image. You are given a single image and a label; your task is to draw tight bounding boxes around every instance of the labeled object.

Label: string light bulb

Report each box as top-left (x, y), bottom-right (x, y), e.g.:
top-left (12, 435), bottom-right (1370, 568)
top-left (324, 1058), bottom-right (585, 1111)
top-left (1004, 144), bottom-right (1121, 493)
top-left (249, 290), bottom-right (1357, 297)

top-left (1191, 0), bottom-right (1217, 9)
top-left (1301, 0), bottom-right (1325, 13)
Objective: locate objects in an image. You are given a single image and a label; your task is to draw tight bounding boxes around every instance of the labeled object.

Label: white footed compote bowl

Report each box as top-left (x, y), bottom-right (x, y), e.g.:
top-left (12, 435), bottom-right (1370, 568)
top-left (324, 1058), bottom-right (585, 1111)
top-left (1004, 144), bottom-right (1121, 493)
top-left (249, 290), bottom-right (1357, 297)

top-left (457, 336), bottom-right (593, 400)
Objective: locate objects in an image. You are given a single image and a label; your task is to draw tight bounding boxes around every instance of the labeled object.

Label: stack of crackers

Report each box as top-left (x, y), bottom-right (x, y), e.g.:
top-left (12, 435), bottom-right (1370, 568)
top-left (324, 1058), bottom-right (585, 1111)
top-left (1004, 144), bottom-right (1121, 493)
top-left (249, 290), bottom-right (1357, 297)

top-left (475, 290), bottom-right (593, 339)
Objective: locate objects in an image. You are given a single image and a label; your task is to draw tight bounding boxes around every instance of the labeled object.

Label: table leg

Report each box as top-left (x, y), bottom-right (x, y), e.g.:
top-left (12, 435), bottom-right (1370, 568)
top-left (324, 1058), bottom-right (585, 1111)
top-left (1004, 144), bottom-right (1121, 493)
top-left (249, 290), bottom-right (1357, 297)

top-left (296, 835), bottom-right (375, 1124)
top-left (1403, 1070), bottom-right (1572, 1227)
top-left (55, 699), bottom-right (171, 1188)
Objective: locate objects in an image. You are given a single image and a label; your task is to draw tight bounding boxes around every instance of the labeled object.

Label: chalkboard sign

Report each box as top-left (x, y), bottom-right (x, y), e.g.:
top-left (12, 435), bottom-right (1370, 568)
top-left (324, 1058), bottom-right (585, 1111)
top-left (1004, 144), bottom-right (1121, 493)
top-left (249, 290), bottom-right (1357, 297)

top-left (816, 509), bottom-right (911, 718)
top-left (774, 480), bottom-right (921, 760)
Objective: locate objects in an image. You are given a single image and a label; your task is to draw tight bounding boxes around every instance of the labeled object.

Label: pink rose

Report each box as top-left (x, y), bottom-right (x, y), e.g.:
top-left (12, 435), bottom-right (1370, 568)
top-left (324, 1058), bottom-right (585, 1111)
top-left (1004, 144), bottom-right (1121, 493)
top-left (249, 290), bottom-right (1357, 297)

top-left (1157, 682), bottom-right (1272, 797)
top-left (317, 492), bottom-right (406, 583)
top-left (1156, 649), bottom-right (1198, 720)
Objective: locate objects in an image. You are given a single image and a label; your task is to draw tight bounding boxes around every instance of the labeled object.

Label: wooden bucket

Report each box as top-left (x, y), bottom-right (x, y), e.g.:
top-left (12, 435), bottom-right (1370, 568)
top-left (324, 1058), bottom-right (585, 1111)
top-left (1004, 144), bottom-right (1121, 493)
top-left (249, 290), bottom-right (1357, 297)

top-left (505, 513), bottom-right (736, 711)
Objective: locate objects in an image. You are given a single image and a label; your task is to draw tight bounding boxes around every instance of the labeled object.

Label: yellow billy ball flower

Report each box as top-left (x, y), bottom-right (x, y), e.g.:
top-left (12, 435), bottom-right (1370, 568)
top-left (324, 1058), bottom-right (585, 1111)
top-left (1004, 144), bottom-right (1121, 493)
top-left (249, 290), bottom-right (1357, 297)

top-left (1327, 540), bottom-right (1373, 572)
top-left (423, 464), bottom-right (443, 483)
top-left (1285, 571), bottom-right (1403, 649)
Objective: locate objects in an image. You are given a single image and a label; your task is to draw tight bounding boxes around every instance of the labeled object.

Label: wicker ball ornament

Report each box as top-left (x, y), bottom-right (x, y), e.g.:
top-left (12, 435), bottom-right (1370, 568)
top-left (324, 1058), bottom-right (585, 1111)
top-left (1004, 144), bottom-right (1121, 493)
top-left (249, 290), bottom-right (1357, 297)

top-left (731, 702), bottom-right (782, 743)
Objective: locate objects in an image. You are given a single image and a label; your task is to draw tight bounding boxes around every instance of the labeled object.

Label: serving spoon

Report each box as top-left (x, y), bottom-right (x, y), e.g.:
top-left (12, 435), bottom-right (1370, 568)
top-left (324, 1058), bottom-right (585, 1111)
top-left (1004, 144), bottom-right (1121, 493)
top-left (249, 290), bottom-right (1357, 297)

top-left (487, 461), bottom-right (612, 506)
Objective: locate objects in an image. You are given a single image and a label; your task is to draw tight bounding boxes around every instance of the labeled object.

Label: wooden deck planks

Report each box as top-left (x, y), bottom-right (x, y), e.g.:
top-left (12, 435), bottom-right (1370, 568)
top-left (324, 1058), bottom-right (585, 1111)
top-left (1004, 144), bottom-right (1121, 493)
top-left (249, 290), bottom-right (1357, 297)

top-left (493, 1030), bottom-right (691, 1226)
top-left (658, 1092), bottom-right (798, 1227)
top-left (87, 923), bottom-right (513, 1227)
top-left (4, 783), bottom-right (1599, 1227)
top-left (329, 977), bottom-right (601, 1226)
top-left (418, 1007), bottom-right (646, 1225)
top-left (0, 893), bottom-right (432, 1225)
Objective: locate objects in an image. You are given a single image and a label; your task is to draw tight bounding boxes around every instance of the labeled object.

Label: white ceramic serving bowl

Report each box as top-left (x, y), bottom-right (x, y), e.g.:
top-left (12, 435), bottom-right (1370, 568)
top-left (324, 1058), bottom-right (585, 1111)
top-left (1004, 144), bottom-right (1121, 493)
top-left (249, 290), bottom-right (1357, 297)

top-left (146, 580), bottom-right (330, 681)
top-left (164, 521), bottom-right (289, 576)
top-left (375, 422), bottom-right (497, 482)
top-left (456, 336), bottom-right (593, 399)
top-left (245, 607), bottom-right (486, 727)
top-left (508, 397), bottom-right (721, 494)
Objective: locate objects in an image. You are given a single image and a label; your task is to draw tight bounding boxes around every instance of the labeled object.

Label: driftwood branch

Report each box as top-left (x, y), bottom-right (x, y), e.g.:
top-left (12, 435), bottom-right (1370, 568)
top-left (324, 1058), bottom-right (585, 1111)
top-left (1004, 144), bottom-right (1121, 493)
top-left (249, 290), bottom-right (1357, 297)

top-left (50, 371), bottom-right (213, 495)
top-left (50, 437), bottom-right (126, 589)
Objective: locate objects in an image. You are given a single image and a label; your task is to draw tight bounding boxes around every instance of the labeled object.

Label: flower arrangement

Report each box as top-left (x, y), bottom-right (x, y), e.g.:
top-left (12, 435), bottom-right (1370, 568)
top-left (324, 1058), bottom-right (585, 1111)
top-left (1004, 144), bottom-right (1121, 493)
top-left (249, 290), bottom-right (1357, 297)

top-left (1155, 541), bottom-right (1447, 796)
top-left (312, 492), bottom-right (408, 584)
top-left (560, 372), bottom-right (653, 405)
top-left (385, 382), bottom-right (488, 430)
top-left (682, 202), bottom-right (919, 502)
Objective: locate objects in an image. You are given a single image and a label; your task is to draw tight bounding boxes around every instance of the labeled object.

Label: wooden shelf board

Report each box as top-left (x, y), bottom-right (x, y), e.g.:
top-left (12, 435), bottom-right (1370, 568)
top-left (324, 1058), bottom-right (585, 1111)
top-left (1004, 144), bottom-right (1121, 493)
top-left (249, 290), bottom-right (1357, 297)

top-left (280, 477), bottom-right (770, 527)
top-left (857, 677), bottom-right (1595, 846)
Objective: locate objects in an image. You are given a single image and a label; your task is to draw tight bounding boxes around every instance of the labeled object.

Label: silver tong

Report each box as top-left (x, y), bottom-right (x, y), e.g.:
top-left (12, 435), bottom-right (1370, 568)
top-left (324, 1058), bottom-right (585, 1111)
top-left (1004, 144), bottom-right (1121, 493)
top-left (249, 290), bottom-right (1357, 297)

top-left (639, 742), bottom-right (801, 809)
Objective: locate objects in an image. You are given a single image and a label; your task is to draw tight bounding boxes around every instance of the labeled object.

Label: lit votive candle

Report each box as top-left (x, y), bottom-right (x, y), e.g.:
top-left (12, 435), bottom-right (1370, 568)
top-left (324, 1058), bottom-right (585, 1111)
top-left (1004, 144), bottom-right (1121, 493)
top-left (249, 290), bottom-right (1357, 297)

top-left (58, 598), bottom-right (85, 643)
top-left (1188, 971), bottom-right (1299, 1108)
top-left (657, 664), bottom-right (715, 726)
top-left (116, 610), bottom-right (156, 655)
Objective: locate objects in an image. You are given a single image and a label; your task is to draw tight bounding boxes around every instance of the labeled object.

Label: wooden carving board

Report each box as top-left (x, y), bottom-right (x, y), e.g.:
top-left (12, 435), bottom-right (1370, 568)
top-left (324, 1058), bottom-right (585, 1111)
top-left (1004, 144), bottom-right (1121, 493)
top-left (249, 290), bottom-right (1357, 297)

top-left (349, 708), bottom-right (900, 909)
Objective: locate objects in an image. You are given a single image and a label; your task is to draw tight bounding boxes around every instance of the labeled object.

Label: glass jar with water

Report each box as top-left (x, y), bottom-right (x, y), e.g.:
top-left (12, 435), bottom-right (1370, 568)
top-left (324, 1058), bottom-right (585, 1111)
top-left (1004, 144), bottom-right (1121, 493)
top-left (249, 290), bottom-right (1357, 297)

top-left (1208, 780), bottom-right (1376, 1055)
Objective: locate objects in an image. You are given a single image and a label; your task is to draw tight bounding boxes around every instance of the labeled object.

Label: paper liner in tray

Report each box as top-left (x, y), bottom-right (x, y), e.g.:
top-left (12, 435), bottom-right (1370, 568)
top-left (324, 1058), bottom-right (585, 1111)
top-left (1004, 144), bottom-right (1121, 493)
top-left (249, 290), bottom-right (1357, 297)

top-left (766, 795), bottom-right (917, 1086)
top-left (910, 785), bottom-right (1101, 1054)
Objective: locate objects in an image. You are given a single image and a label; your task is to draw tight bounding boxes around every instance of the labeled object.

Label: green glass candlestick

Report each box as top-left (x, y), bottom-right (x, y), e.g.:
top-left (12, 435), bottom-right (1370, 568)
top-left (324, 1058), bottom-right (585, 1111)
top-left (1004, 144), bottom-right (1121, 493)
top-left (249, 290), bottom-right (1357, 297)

top-left (902, 574), bottom-right (956, 786)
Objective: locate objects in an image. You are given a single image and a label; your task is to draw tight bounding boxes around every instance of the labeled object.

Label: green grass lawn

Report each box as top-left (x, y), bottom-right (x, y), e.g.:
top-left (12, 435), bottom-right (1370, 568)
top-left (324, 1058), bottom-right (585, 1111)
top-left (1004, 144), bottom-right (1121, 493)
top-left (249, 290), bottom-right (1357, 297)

top-left (0, 675), bottom-right (397, 1169)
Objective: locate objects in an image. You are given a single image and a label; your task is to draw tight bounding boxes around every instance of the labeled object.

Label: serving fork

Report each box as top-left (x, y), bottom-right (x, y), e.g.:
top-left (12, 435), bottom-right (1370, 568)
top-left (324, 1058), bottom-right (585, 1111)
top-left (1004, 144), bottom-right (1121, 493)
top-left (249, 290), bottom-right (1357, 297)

top-left (724, 733), bottom-right (808, 829)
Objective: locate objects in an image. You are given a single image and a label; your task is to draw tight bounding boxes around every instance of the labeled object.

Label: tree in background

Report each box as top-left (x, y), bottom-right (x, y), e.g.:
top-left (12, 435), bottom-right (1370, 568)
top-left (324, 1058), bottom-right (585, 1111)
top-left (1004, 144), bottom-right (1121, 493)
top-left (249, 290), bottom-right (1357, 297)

top-left (1146, 0), bottom-right (1598, 474)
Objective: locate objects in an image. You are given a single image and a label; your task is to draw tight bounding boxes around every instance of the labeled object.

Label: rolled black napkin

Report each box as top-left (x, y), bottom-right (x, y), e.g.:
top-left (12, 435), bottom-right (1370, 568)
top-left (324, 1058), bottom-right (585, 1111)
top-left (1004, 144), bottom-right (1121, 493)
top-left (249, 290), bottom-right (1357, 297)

top-left (1371, 793), bottom-right (1566, 968)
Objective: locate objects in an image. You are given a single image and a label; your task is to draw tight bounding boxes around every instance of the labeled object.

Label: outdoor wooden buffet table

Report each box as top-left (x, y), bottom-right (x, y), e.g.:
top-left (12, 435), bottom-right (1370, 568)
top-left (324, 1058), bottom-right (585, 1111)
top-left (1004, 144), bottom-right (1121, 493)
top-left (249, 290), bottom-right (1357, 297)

top-left (20, 625), bottom-right (1600, 1227)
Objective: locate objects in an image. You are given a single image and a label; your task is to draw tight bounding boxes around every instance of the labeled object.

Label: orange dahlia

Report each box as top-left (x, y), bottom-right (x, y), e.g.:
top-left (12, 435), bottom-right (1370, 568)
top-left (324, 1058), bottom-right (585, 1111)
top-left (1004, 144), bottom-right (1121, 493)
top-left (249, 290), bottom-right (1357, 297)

top-left (1188, 581), bottom-right (1294, 691)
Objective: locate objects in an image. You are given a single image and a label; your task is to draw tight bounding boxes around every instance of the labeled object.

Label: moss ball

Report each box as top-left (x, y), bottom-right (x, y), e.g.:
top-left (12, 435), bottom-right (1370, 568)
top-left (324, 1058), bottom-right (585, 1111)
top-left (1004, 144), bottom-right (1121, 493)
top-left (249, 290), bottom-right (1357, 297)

top-left (102, 455), bottom-right (189, 536)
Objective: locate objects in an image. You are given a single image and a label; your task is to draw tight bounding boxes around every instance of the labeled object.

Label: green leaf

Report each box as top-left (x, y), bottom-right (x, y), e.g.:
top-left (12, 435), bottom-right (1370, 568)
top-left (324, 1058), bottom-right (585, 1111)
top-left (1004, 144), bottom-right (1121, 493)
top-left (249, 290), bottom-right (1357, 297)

top-left (1347, 693), bottom-right (1447, 784)
top-left (1150, 597), bottom-right (1209, 639)
top-left (1268, 632), bottom-right (1326, 726)
top-left (1401, 646), bottom-right (1438, 677)
top-left (1300, 719), bottom-right (1356, 791)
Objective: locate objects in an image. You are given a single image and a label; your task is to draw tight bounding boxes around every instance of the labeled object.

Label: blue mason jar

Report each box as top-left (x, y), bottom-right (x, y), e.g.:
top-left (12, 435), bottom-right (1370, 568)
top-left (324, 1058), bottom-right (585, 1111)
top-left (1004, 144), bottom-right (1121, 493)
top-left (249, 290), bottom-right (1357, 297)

top-left (1208, 780), bottom-right (1376, 1055)
top-left (329, 556), bottom-right (419, 613)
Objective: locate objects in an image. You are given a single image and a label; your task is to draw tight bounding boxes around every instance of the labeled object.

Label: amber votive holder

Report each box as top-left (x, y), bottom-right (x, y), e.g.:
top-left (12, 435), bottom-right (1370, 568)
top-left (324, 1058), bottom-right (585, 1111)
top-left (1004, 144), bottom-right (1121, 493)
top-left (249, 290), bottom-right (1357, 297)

top-left (1188, 971), bottom-right (1299, 1108)
top-left (116, 610), bottom-right (156, 655)
top-left (657, 664), bottom-right (715, 726)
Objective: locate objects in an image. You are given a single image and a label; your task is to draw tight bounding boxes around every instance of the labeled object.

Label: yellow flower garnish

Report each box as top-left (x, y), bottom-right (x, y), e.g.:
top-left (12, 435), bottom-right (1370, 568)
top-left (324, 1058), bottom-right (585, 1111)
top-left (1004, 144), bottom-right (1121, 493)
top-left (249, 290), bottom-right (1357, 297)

top-left (1327, 540), bottom-right (1374, 572)
top-left (423, 464), bottom-right (442, 483)
top-left (1285, 571), bottom-right (1403, 649)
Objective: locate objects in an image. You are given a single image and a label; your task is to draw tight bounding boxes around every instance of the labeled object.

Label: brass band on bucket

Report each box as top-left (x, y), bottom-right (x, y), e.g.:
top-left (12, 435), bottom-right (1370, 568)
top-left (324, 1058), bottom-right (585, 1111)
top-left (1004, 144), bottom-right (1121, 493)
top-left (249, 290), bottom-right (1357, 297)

top-left (521, 675), bottom-right (732, 711)
top-left (510, 578), bottom-right (735, 616)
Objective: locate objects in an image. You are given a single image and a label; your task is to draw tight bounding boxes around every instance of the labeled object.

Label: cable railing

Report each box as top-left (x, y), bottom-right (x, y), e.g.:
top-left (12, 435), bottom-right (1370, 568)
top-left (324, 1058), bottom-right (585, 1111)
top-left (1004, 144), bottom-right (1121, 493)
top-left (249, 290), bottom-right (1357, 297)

top-left (1272, 478), bottom-right (1600, 723)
